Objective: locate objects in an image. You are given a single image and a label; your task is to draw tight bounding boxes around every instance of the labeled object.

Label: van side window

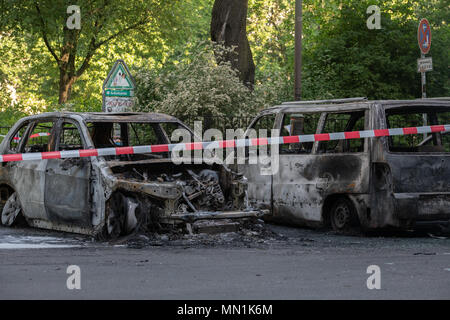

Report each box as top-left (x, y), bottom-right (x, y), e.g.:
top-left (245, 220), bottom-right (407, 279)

top-left (249, 114), bottom-right (276, 134)
top-left (24, 121), bottom-right (55, 153)
top-left (318, 111), bottom-right (365, 154)
top-left (247, 114), bottom-right (277, 155)
top-left (247, 114), bottom-right (277, 142)
top-left (280, 113), bottom-right (320, 154)
top-left (387, 108), bottom-right (449, 153)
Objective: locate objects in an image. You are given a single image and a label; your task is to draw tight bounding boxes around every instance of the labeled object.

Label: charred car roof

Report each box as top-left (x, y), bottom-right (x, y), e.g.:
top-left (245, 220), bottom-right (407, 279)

top-left (18, 112), bottom-right (181, 123)
top-left (263, 98), bottom-right (450, 114)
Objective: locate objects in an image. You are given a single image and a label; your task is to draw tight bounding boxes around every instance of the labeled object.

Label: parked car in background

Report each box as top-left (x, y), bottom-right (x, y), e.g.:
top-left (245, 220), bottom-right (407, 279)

top-left (239, 98), bottom-right (450, 232)
top-left (0, 112), bottom-right (261, 238)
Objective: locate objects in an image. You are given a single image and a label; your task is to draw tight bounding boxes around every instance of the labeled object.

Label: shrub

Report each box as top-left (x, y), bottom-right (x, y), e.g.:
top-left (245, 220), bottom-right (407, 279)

top-left (134, 42), bottom-right (268, 121)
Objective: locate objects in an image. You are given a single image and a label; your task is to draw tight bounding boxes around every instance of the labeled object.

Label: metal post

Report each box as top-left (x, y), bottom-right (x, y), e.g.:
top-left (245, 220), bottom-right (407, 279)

top-left (421, 53), bottom-right (426, 98)
top-left (421, 53), bottom-right (427, 137)
top-left (294, 0), bottom-right (302, 100)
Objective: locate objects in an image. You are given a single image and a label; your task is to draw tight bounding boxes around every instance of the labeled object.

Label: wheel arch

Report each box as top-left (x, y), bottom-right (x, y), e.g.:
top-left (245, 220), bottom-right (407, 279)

top-left (322, 193), bottom-right (362, 227)
top-left (0, 183), bottom-right (16, 211)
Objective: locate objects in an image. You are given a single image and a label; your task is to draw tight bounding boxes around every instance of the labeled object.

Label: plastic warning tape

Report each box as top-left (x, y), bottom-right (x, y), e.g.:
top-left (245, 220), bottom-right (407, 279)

top-left (0, 124), bottom-right (449, 163)
top-left (9, 132), bottom-right (50, 141)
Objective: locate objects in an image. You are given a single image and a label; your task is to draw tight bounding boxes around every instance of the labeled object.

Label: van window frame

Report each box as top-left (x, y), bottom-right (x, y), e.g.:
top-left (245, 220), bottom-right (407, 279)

top-left (276, 108), bottom-right (369, 155)
top-left (318, 109), bottom-right (369, 154)
top-left (277, 111), bottom-right (323, 155)
top-left (383, 104), bottom-right (450, 155)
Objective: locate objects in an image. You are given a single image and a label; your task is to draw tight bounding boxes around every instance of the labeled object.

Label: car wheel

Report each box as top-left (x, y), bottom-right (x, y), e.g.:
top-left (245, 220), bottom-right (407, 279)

top-left (1, 192), bottom-right (24, 227)
top-left (330, 198), bottom-right (357, 231)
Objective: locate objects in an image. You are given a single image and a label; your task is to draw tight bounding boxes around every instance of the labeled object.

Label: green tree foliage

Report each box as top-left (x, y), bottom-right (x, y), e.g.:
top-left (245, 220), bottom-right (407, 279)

top-left (134, 42), bottom-right (264, 120)
top-left (248, 0), bottom-right (449, 101)
top-left (0, 0), bottom-right (214, 125)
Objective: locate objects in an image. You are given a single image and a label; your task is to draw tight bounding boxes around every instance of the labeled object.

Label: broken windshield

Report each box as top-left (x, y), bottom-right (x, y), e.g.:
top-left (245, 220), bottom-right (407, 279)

top-left (87, 121), bottom-right (190, 160)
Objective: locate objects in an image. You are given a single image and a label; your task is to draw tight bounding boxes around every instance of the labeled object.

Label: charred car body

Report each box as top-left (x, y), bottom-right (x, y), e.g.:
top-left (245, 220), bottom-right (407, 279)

top-left (0, 112), bottom-right (260, 237)
top-left (239, 98), bottom-right (450, 231)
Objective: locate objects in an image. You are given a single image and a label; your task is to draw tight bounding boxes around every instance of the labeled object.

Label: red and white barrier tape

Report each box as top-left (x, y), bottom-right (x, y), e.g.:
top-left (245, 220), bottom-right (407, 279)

top-left (4, 132), bottom-right (51, 141)
top-left (0, 124), bottom-right (448, 163)
top-left (13, 132), bottom-right (50, 140)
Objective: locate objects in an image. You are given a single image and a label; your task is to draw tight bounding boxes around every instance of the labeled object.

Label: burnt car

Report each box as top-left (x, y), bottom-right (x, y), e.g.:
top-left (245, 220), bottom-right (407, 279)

top-left (239, 98), bottom-right (450, 232)
top-left (0, 112), bottom-right (261, 238)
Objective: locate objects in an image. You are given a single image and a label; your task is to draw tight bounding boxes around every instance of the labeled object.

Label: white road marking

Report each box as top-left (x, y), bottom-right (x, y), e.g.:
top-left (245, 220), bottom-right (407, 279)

top-left (0, 234), bottom-right (84, 250)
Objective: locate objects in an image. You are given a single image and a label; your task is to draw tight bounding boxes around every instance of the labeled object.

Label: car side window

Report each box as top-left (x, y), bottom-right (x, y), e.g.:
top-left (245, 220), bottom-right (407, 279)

top-left (280, 113), bottom-right (320, 154)
top-left (9, 123), bottom-right (29, 153)
top-left (24, 121), bottom-right (55, 153)
top-left (127, 123), bottom-right (161, 146)
top-left (318, 111), bottom-right (365, 154)
top-left (59, 122), bottom-right (84, 151)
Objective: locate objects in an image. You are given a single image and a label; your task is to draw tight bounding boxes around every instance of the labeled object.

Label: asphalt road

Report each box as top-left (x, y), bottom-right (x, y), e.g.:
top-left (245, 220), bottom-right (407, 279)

top-left (0, 224), bottom-right (449, 299)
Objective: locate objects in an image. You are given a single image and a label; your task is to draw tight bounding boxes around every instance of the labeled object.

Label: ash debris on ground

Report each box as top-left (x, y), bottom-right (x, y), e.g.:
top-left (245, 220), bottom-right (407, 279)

top-left (112, 218), bottom-right (294, 249)
top-left (110, 219), bottom-right (450, 250)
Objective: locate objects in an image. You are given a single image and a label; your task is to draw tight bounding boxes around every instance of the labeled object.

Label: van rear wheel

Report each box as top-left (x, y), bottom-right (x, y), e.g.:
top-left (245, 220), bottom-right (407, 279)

top-left (330, 198), bottom-right (357, 231)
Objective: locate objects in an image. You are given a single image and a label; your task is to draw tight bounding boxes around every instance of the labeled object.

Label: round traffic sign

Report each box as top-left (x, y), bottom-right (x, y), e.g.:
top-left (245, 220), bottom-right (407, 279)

top-left (418, 18), bottom-right (431, 54)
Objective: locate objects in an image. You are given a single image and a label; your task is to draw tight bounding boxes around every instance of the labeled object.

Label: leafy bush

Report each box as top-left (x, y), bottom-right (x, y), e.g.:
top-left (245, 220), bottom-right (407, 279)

top-left (134, 42), bottom-right (272, 119)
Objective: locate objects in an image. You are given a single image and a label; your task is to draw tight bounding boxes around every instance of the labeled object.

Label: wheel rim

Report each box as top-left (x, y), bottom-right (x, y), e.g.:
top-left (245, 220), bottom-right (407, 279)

top-left (333, 202), bottom-right (351, 229)
top-left (1, 193), bottom-right (21, 226)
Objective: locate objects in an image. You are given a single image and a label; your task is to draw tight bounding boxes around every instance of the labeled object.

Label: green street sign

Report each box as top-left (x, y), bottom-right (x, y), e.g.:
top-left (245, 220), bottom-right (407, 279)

top-left (104, 61), bottom-right (135, 90)
top-left (105, 89), bottom-right (134, 97)
top-left (102, 59), bottom-right (136, 112)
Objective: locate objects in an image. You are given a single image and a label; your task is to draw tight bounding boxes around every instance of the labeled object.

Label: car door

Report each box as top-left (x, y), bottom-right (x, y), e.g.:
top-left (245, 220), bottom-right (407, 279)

top-left (44, 118), bottom-right (92, 227)
top-left (272, 109), bottom-right (370, 225)
top-left (7, 119), bottom-right (57, 220)
top-left (271, 111), bottom-right (324, 224)
top-left (238, 113), bottom-right (277, 211)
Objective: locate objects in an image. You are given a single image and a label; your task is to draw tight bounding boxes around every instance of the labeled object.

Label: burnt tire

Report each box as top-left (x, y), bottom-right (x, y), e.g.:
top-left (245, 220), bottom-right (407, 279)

top-left (1, 192), bottom-right (25, 227)
top-left (106, 210), bottom-right (123, 239)
top-left (330, 197), bottom-right (358, 232)
top-left (105, 193), bottom-right (126, 239)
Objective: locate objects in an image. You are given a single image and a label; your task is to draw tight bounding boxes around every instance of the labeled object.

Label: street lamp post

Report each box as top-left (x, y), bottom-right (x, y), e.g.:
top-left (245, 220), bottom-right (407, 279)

top-left (294, 0), bottom-right (302, 100)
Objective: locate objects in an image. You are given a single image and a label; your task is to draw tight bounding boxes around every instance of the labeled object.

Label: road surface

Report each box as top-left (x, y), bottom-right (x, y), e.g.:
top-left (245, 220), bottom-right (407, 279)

top-left (0, 224), bottom-right (449, 299)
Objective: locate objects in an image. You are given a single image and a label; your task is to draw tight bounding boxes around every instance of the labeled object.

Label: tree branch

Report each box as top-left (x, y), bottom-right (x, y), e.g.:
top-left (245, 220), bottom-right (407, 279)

top-left (75, 16), bottom-right (148, 78)
top-left (75, 0), bottom-right (107, 78)
top-left (94, 18), bottom-right (149, 49)
top-left (34, 1), bottom-right (60, 64)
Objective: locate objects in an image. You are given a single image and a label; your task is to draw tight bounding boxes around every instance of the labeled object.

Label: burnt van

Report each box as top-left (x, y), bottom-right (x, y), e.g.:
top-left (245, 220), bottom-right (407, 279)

top-left (239, 98), bottom-right (450, 231)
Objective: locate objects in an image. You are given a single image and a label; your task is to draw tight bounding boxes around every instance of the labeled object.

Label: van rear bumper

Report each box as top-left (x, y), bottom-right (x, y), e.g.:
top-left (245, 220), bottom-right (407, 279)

top-left (394, 193), bottom-right (450, 221)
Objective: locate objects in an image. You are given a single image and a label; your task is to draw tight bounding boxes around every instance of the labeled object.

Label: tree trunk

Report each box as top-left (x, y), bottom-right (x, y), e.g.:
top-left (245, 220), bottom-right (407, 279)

top-left (58, 26), bottom-right (79, 104)
top-left (211, 0), bottom-right (255, 88)
top-left (58, 72), bottom-right (76, 104)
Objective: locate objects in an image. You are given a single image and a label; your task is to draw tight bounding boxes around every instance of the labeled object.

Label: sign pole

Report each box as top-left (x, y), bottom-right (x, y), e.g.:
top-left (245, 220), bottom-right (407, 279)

top-left (421, 53), bottom-right (426, 99)
top-left (417, 18), bottom-right (431, 135)
top-left (421, 54), bottom-right (427, 136)
top-left (294, 0), bottom-right (302, 100)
